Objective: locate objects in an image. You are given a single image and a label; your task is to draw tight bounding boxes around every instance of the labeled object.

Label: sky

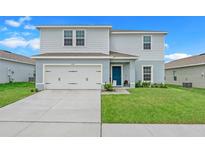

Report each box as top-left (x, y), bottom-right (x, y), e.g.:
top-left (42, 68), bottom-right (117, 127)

top-left (0, 16), bottom-right (205, 62)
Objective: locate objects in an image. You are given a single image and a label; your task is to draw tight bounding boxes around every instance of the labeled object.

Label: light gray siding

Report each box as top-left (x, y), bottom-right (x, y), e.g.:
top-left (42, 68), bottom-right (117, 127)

top-left (0, 59), bottom-right (35, 83)
top-left (165, 65), bottom-right (205, 88)
top-left (40, 28), bottom-right (110, 54)
top-left (35, 59), bottom-right (110, 90)
top-left (136, 60), bottom-right (165, 83)
top-left (110, 34), bottom-right (165, 61)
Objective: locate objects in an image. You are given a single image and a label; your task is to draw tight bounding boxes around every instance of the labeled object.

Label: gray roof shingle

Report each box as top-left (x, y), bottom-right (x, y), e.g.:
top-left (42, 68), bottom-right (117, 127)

top-left (0, 50), bottom-right (35, 65)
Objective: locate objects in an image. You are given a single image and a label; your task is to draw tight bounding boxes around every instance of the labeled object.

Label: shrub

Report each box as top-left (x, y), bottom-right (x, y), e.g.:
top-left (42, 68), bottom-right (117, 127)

top-left (104, 83), bottom-right (114, 91)
top-left (35, 88), bottom-right (39, 92)
top-left (135, 81), bottom-right (142, 88)
top-left (160, 83), bottom-right (167, 88)
top-left (142, 81), bottom-right (151, 88)
top-left (30, 89), bottom-right (34, 92)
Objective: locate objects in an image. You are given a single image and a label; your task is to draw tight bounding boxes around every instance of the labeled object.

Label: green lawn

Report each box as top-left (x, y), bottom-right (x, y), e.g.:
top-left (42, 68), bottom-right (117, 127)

top-left (102, 85), bottom-right (205, 124)
top-left (0, 82), bottom-right (35, 108)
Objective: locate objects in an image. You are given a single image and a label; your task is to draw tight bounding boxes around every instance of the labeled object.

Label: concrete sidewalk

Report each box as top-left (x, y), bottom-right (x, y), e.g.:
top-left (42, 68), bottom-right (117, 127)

top-left (102, 124), bottom-right (205, 137)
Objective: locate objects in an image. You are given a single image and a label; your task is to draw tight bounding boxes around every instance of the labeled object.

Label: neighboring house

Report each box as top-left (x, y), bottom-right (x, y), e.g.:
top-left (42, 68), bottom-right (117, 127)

top-left (165, 53), bottom-right (205, 88)
top-left (32, 25), bottom-right (167, 90)
top-left (0, 50), bottom-right (35, 83)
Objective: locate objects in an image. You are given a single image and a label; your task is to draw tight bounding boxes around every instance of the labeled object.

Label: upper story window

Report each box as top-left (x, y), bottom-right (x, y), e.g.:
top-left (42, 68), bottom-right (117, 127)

top-left (76, 30), bottom-right (85, 46)
top-left (143, 66), bottom-right (152, 82)
top-left (64, 30), bottom-right (73, 46)
top-left (143, 36), bottom-right (151, 50)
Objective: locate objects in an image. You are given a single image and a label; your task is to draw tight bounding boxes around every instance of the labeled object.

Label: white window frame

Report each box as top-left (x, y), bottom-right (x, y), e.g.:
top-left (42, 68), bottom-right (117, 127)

top-left (76, 30), bottom-right (86, 47)
top-left (63, 29), bottom-right (86, 47)
top-left (142, 65), bottom-right (153, 82)
top-left (63, 30), bottom-right (73, 46)
top-left (142, 35), bottom-right (152, 50)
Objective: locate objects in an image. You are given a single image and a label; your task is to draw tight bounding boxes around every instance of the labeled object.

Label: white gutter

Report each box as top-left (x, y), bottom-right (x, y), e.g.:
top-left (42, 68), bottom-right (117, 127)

top-left (32, 56), bottom-right (138, 60)
top-left (37, 25), bottom-right (112, 29)
top-left (111, 31), bottom-right (168, 34)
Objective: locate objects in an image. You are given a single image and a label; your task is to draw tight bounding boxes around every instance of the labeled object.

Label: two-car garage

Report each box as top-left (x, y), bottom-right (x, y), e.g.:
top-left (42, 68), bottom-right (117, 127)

top-left (44, 64), bottom-right (102, 89)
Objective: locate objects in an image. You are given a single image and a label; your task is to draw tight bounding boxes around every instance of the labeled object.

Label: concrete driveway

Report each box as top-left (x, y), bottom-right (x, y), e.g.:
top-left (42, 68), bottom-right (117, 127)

top-left (0, 90), bottom-right (101, 137)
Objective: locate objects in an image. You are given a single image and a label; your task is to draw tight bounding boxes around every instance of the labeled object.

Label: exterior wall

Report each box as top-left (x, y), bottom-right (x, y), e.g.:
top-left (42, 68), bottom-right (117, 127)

top-left (40, 28), bottom-right (110, 54)
top-left (165, 65), bottom-right (205, 88)
top-left (0, 59), bottom-right (35, 83)
top-left (110, 33), bottom-right (165, 61)
top-left (35, 59), bottom-right (110, 90)
top-left (136, 60), bottom-right (165, 83)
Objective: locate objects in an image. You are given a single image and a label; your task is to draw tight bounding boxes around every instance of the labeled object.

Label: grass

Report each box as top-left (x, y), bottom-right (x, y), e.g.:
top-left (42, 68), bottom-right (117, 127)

top-left (0, 82), bottom-right (35, 108)
top-left (102, 85), bottom-right (205, 124)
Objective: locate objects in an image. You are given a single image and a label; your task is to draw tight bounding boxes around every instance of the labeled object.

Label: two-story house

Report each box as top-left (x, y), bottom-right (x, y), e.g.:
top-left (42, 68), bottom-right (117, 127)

top-left (32, 25), bottom-right (167, 90)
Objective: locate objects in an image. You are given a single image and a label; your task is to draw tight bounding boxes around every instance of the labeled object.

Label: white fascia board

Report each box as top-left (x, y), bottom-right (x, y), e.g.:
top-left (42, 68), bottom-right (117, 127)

top-left (111, 31), bottom-right (168, 34)
top-left (32, 56), bottom-right (111, 59)
top-left (0, 57), bottom-right (35, 65)
top-left (37, 25), bottom-right (112, 29)
top-left (111, 57), bottom-right (138, 60)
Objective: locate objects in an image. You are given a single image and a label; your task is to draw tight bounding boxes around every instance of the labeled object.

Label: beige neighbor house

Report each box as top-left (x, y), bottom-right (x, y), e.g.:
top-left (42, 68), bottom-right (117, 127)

top-left (165, 53), bottom-right (205, 88)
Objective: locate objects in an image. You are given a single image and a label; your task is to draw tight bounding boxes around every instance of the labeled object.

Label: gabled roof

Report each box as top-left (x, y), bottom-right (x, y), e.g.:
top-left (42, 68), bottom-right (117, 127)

top-left (32, 51), bottom-right (137, 60)
top-left (0, 50), bottom-right (35, 65)
top-left (165, 53), bottom-right (205, 69)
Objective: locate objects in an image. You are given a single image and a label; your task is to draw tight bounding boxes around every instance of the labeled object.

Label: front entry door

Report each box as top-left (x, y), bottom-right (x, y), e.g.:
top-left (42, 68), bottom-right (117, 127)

top-left (112, 66), bottom-right (122, 86)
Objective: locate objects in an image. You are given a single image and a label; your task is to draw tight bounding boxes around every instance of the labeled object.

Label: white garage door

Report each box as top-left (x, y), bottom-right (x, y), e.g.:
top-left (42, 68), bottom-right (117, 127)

top-left (44, 65), bottom-right (102, 89)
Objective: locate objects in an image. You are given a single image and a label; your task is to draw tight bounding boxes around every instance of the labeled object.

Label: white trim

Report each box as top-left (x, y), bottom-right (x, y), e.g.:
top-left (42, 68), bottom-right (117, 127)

top-left (42, 63), bottom-right (103, 89)
top-left (75, 30), bottom-right (86, 47)
top-left (142, 65), bottom-right (153, 83)
top-left (142, 35), bottom-right (152, 51)
top-left (37, 25), bottom-right (112, 29)
top-left (111, 57), bottom-right (137, 60)
top-left (63, 29), bottom-right (73, 47)
top-left (0, 57), bottom-right (35, 65)
top-left (62, 29), bottom-right (86, 48)
top-left (111, 64), bottom-right (123, 86)
top-left (112, 31), bottom-right (167, 34)
top-left (32, 56), bottom-right (138, 60)
top-left (32, 56), bottom-right (111, 59)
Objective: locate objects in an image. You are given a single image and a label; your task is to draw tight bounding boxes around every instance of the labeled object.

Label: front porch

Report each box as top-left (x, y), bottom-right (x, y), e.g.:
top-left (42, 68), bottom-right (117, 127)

top-left (110, 59), bottom-right (136, 88)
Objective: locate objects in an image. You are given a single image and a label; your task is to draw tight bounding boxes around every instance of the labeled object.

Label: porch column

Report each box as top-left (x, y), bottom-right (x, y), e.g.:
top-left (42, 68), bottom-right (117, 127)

top-left (129, 60), bottom-right (136, 88)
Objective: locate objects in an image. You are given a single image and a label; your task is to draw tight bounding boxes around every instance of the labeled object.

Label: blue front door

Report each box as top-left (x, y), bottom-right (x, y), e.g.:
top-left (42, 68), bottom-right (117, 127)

top-left (112, 66), bottom-right (122, 85)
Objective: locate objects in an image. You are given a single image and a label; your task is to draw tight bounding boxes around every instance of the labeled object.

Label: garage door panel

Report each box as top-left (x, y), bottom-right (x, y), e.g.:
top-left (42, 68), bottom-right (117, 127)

top-left (44, 65), bottom-right (102, 89)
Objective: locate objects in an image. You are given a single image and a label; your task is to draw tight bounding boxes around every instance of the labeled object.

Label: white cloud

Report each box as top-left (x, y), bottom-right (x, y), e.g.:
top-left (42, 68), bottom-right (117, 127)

top-left (0, 27), bottom-right (8, 31)
top-left (165, 53), bottom-right (192, 62)
top-left (0, 37), bottom-right (39, 50)
top-left (22, 32), bottom-right (32, 36)
top-left (24, 24), bottom-right (36, 30)
top-left (5, 20), bottom-right (21, 27)
top-left (19, 16), bottom-right (31, 23)
top-left (28, 38), bottom-right (40, 50)
top-left (5, 16), bottom-right (32, 27)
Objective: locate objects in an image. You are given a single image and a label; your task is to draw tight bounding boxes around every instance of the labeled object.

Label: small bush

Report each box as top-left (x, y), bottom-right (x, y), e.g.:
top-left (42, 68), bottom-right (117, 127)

top-left (104, 83), bottom-right (114, 91)
top-left (30, 89), bottom-right (34, 92)
top-left (142, 81), bottom-right (151, 88)
top-left (135, 81), bottom-right (142, 88)
top-left (35, 88), bottom-right (39, 92)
